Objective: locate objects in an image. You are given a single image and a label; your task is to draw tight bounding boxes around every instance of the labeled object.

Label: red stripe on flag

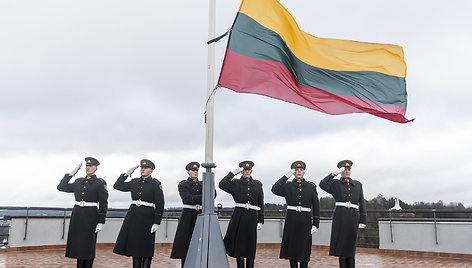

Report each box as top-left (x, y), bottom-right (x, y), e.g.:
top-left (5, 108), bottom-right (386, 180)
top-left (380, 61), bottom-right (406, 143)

top-left (218, 49), bottom-right (412, 123)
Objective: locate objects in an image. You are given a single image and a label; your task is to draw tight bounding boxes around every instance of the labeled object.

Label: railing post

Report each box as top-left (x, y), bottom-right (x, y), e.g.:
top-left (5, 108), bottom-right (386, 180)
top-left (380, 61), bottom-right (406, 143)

top-left (433, 209), bottom-right (439, 245)
top-left (165, 215), bottom-right (168, 239)
top-left (62, 208), bottom-right (67, 239)
top-left (23, 207), bottom-right (29, 240)
top-left (389, 211), bottom-right (394, 243)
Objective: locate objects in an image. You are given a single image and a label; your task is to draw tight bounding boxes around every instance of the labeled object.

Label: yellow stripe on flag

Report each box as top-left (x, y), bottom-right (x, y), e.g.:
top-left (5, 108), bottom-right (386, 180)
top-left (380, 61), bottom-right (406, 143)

top-left (238, 0), bottom-right (406, 77)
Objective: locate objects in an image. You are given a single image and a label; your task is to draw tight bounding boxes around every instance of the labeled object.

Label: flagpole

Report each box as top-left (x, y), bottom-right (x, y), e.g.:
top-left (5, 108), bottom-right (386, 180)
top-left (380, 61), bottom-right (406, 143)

top-left (205, 0), bottom-right (216, 163)
top-left (183, 0), bottom-right (229, 267)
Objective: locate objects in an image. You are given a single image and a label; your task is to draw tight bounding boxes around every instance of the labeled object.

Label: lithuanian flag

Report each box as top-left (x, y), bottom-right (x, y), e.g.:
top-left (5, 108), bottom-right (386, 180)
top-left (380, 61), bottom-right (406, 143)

top-left (217, 0), bottom-right (412, 123)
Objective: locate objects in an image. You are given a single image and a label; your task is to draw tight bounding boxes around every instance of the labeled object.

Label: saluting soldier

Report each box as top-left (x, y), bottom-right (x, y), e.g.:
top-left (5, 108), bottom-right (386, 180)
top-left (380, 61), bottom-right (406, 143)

top-left (57, 157), bottom-right (108, 268)
top-left (219, 160), bottom-right (264, 268)
top-left (271, 161), bottom-right (320, 268)
top-left (113, 159), bottom-right (165, 268)
top-left (170, 161), bottom-right (202, 267)
top-left (319, 160), bottom-right (367, 268)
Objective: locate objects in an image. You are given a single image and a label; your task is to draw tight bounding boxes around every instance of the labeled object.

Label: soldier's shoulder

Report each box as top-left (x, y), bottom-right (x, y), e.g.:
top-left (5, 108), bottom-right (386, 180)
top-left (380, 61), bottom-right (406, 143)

top-left (254, 179), bottom-right (262, 186)
top-left (97, 178), bottom-right (107, 184)
top-left (152, 178), bottom-right (162, 185)
top-left (74, 177), bottom-right (83, 182)
top-left (178, 179), bottom-right (188, 186)
top-left (308, 181), bottom-right (317, 187)
top-left (353, 179), bottom-right (363, 185)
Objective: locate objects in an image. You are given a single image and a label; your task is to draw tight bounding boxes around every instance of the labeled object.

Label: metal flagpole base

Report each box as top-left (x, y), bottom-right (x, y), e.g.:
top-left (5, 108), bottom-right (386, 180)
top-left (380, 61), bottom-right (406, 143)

top-left (184, 163), bottom-right (229, 268)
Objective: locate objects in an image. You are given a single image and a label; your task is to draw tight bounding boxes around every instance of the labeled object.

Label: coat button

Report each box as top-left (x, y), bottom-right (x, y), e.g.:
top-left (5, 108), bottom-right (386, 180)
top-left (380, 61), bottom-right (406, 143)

top-left (139, 192), bottom-right (142, 194)
top-left (299, 195), bottom-right (301, 198)
top-left (82, 192), bottom-right (84, 194)
top-left (348, 194), bottom-right (351, 197)
top-left (248, 188), bottom-right (250, 190)
top-left (299, 189), bottom-right (302, 191)
top-left (83, 186), bottom-right (86, 189)
top-left (298, 202), bottom-right (301, 205)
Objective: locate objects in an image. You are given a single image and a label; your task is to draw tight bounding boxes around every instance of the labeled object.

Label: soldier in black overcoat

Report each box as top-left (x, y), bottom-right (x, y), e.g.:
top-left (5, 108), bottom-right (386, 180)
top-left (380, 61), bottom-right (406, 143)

top-left (57, 157), bottom-right (108, 268)
top-left (170, 161), bottom-right (203, 267)
top-left (113, 159), bottom-right (165, 268)
top-left (219, 160), bottom-right (264, 268)
top-left (271, 160), bottom-right (320, 268)
top-left (319, 160), bottom-right (367, 268)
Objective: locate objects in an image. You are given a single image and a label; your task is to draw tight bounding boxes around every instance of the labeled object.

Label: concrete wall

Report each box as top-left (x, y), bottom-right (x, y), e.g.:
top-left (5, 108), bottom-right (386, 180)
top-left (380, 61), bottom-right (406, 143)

top-left (379, 220), bottom-right (472, 254)
top-left (8, 217), bottom-right (331, 248)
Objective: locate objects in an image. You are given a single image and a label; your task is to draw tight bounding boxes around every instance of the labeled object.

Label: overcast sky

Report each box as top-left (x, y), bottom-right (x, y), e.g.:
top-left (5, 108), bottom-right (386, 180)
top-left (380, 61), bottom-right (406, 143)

top-left (1, 0), bottom-right (471, 209)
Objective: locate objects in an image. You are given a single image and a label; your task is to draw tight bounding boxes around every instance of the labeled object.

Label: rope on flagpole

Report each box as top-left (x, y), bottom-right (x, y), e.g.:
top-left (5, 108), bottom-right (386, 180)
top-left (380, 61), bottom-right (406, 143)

top-left (204, 85), bottom-right (219, 123)
top-left (207, 29), bottom-right (230, 44)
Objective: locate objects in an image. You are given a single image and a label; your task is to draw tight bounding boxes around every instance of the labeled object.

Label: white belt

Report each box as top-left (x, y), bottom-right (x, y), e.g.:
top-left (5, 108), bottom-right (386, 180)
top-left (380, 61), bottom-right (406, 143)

top-left (74, 201), bottom-right (98, 207)
top-left (287, 205), bottom-right (311, 212)
top-left (235, 203), bottom-right (261, 211)
top-left (183, 204), bottom-right (202, 210)
top-left (131, 200), bottom-right (155, 208)
top-left (336, 202), bottom-right (359, 209)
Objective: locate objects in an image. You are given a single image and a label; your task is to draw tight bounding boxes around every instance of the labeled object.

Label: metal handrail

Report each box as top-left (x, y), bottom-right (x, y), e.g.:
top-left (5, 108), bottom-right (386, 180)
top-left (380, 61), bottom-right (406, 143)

top-left (1, 206), bottom-right (471, 248)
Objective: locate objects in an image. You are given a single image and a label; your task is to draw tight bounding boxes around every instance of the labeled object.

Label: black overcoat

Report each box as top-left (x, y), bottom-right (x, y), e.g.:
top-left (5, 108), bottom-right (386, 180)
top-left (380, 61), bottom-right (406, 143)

top-left (170, 177), bottom-right (203, 259)
top-left (271, 176), bottom-right (320, 262)
top-left (219, 172), bottom-right (264, 259)
top-left (319, 174), bottom-right (367, 258)
top-left (113, 174), bottom-right (165, 257)
top-left (57, 174), bottom-right (108, 260)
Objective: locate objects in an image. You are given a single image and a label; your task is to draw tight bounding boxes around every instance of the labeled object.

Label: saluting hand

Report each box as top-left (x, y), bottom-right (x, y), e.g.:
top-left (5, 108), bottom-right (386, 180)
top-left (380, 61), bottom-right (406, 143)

top-left (285, 169), bottom-right (295, 178)
top-left (150, 224), bottom-right (159, 233)
top-left (69, 163), bottom-right (82, 177)
top-left (332, 168), bottom-right (343, 176)
top-left (125, 165), bottom-right (139, 177)
top-left (257, 223), bottom-right (262, 231)
top-left (359, 223), bottom-right (366, 229)
top-left (231, 167), bottom-right (243, 175)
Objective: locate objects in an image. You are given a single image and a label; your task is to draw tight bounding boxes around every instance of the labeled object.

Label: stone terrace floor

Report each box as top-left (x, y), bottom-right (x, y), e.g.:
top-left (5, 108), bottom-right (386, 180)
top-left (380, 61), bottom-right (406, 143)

top-left (1, 245), bottom-right (472, 268)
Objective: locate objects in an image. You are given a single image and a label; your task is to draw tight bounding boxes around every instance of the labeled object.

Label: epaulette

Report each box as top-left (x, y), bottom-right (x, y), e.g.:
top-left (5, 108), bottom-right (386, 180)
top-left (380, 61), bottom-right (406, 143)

top-left (308, 181), bottom-right (317, 187)
top-left (178, 179), bottom-right (186, 185)
top-left (254, 179), bottom-right (262, 185)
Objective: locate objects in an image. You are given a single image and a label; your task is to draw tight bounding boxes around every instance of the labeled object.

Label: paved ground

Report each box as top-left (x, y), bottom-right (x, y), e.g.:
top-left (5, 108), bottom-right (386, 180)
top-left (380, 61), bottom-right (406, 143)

top-left (1, 245), bottom-right (471, 267)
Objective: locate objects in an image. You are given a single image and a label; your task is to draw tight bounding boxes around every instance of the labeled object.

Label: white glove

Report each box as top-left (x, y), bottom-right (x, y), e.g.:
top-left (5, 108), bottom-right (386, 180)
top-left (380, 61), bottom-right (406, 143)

top-left (125, 165), bottom-right (139, 177)
top-left (150, 224), bottom-right (159, 233)
top-left (332, 168), bottom-right (343, 176)
top-left (95, 223), bottom-right (103, 233)
top-left (69, 163), bottom-right (82, 177)
top-left (310, 225), bottom-right (317, 234)
top-left (285, 169), bottom-right (295, 178)
top-left (359, 223), bottom-right (366, 229)
top-left (257, 223), bottom-right (262, 230)
top-left (231, 167), bottom-right (244, 175)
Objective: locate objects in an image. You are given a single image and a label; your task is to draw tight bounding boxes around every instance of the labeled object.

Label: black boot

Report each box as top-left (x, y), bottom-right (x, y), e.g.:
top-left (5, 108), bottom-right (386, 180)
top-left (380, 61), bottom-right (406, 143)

top-left (339, 257), bottom-right (347, 268)
top-left (346, 257), bottom-right (355, 268)
top-left (181, 258), bottom-right (185, 268)
top-left (77, 259), bottom-right (85, 268)
top-left (236, 257), bottom-right (245, 268)
top-left (246, 258), bottom-right (254, 268)
top-left (289, 260), bottom-right (298, 268)
top-left (142, 257), bottom-right (152, 268)
top-left (85, 259), bottom-right (94, 268)
top-left (300, 261), bottom-right (308, 268)
top-left (133, 257), bottom-right (143, 268)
